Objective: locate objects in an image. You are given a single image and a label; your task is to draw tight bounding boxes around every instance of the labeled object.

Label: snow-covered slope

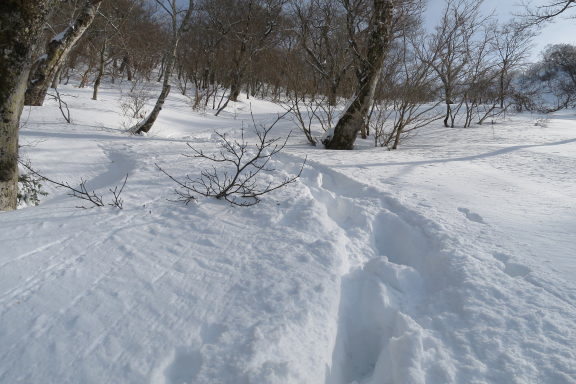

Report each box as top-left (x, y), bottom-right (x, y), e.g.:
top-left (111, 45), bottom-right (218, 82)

top-left (1, 84), bottom-right (575, 383)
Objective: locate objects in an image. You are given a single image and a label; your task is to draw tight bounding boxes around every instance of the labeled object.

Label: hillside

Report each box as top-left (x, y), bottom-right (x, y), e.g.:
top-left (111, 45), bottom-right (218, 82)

top-left (1, 83), bottom-right (575, 384)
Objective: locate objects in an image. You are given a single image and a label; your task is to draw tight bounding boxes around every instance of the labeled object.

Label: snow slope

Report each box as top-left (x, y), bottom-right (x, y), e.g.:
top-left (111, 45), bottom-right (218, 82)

top-left (1, 83), bottom-right (575, 383)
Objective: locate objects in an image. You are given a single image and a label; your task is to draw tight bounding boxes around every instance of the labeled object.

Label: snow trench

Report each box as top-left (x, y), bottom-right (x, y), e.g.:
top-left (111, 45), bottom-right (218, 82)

top-left (292, 157), bottom-right (576, 384)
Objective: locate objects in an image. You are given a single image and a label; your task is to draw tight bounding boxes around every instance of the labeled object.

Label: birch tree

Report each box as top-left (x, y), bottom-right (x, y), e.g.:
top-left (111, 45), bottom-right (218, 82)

top-left (323, 0), bottom-right (418, 149)
top-left (134, 0), bottom-right (194, 134)
top-left (25, 0), bottom-right (104, 106)
top-left (0, 1), bottom-right (55, 211)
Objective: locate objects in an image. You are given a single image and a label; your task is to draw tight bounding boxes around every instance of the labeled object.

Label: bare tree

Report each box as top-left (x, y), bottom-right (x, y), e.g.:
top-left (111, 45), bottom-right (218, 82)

top-left (417, 0), bottom-right (487, 128)
top-left (134, 0), bottom-right (194, 134)
top-left (0, 1), bottom-right (55, 211)
top-left (522, 0), bottom-right (576, 26)
top-left (518, 44), bottom-right (576, 112)
top-left (323, 0), bottom-right (396, 149)
top-left (492, 22), bottom-right (534, 108)
top-left (292, 0), bottom-right (353, 106)
top-left (379, 36), bottom-right (443, 148)
top-left (204, 0), bottom-right (286, 112)
top-left (459, 24), bottom-right (498, 127)
top-left (25, 0), bottom-right (104, 106)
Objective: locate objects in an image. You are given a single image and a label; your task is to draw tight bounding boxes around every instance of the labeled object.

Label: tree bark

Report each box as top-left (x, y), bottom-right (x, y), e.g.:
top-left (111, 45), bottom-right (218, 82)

top-left (92, 41), bottom-right (106, 100)
top-left (51, 65), bottom-right (62, 89)
top-left (0, 0), bottom-right (54, 211)
top-left (324, 0), bottom-right (394, 150)
top-left (25, 0), bottom-right (103, 106)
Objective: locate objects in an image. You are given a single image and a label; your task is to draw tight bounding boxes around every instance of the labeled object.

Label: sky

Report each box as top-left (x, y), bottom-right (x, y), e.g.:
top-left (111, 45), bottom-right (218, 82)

top-left (425, 0), bottom-right (576, 61)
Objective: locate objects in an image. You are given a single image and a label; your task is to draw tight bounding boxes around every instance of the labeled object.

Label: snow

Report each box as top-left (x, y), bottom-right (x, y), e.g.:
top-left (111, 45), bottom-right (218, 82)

top-left (1, 83), bottom-right (575, 383)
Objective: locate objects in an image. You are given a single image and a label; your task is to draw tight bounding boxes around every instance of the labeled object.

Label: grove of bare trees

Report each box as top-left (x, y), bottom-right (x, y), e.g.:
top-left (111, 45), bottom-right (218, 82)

top-left (1, 0), bottom-right (575, 210)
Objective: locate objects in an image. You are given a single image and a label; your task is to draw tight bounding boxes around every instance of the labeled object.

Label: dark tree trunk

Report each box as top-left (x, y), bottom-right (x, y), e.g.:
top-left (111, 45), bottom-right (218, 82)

top-left (25, 0), bottom-right (103, 106)
top-left (324, 0), bottom-right (394, 150)
top-left (229, 77), bottom-right (242, 102)
top-left (157, 56), bottom-right (166, 82)
top-left (328, 81), bottom-right (339, 107)
top-left (443, 102), bottom-right (451, 128)
top-left (0, 0), bottom-right (54, 210)
top-left (499, 69), bottom-right (506, 109)
top-left (92, 41), bottom-right (106, 100)
top-left (127, 62), bottom-right (133, 82)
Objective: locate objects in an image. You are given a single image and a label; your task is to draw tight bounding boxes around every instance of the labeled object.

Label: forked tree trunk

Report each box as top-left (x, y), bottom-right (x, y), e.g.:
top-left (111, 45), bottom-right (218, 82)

top-left (324, 0), bottom-right (394, 150)
top-left (25, 0), bottom-right (103, 106)
top-left (0, 0), bottom-right (54, 211)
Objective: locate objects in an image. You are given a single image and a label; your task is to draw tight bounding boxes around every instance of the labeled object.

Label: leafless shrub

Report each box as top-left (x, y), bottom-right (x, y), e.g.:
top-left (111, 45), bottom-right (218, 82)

top-left (47, 88), bottom-right (72, 123)
top-left (281, 90), bottom-right (336, 146)
top-left (120, 81), bottom-right (153, 127)
top-left (157, 113), bottom-right (305, 206)
top-left (18, 161), bottom-right (128, 209)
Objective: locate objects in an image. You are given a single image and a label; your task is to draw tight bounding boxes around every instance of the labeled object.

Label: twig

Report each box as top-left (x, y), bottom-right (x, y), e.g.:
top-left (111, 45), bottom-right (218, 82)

top-left (18, 160), bottom-right (128, 209)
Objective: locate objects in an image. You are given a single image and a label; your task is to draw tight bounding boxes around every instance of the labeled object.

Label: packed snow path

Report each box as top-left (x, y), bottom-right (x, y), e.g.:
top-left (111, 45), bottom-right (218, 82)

top-left (1, 85), bottom-right (575, 383)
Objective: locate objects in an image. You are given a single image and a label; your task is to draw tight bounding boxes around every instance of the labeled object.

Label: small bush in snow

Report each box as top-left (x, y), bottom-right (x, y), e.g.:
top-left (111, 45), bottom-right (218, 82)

top-left (158, 113), bottom-right (305, 206)
top-left (120, 81), bottom-right (153, 128)
top-left (17, 172), bottom-right (48, 208)
top-left (19, 161), bottom-right (128, 209)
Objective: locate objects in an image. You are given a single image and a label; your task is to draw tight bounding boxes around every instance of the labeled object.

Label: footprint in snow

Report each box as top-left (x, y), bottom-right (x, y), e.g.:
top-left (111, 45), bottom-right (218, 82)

top-left (503, 263), bottom-right (532, 278)
top-left (492, 252), bottom-right (532, 278)
top-left (457, 207), bottom-right (485, 224)
top-left (164, 347), bottom-right (203, 384)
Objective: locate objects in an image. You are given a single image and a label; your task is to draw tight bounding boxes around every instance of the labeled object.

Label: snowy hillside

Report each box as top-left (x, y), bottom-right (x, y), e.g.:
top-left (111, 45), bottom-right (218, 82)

top-left (1, 83), bottom-right (575, 384)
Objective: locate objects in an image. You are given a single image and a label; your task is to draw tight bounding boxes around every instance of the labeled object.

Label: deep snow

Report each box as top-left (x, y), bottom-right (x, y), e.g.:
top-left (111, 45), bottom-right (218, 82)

top-left (1, 83), bottom-right (575, 384)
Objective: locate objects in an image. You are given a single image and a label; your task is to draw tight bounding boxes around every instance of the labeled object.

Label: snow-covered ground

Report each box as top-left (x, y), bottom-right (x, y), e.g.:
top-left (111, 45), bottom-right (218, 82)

top-left (1, 83), bottom-right (575, 384)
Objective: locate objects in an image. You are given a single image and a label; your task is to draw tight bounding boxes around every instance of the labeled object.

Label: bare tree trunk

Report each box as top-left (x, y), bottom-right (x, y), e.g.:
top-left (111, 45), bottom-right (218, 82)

top-left (499, 69), bottom-right (506, 108)
top-left (324, 0), bottom-right (394, 150)
top-left (79, 63), bottom-right (93, 88)
top-left (25, 0), bottom-right (103, 106)
top-left (328, 81), bottom-right (339, 107)
top-left (134, 51), bottom-right (174, 133)
top-left (135, 0), bottom-right (193, 134)
top-left (443, 85), bottom-right (452, 127)
top-left (229, 77), bottom-right (242, 102)
top-left (157, 56), bottom-right (166, 82)
top-left (0, 0), bottom-right (54, 211)
top-left (92, 41), bottom-right (106, 100)
top-left (444, 102), bottom-right (452, 127)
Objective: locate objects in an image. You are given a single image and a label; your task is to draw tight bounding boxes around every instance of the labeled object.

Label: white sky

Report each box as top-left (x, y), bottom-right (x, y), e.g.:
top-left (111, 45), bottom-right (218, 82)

top-left (425, 0), bottom-right (576, 61)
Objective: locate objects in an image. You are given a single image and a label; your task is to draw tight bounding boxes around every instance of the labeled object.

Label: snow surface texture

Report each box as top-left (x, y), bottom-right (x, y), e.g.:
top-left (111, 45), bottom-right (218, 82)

top-left (1, 84), bottom-right (575, 384)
